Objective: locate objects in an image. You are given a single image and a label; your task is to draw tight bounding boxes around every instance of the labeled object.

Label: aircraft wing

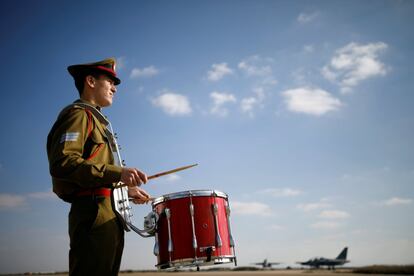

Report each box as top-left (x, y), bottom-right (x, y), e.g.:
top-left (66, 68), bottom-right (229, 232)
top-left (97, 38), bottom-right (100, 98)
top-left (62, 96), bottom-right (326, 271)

top-left (296, 261), bottom-right (310, 265)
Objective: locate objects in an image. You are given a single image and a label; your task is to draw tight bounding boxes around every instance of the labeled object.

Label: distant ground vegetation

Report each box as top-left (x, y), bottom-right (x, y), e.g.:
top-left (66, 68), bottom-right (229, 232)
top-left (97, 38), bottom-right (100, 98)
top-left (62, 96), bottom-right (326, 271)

top-left (352, 265), bottom-right (414, 274)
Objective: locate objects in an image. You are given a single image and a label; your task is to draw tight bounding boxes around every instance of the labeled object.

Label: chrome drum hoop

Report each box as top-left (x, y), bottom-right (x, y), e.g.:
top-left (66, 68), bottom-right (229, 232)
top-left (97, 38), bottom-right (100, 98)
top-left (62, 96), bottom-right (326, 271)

top-left (152, 190), bottom-right (228, 206)
top-left (157, 255), bottom-right (236, 269)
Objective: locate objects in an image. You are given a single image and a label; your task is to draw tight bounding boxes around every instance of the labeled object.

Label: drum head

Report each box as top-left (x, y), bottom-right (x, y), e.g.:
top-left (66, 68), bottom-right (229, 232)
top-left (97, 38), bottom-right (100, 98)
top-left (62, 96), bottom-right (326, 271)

top-left (152, 190), bottom-right (227, 205)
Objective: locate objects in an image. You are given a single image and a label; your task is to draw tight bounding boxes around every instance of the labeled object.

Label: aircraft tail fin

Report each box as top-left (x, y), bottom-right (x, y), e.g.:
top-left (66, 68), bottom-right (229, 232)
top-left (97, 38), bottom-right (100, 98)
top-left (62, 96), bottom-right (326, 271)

top-left (336, 247), bottom-right (348, 260)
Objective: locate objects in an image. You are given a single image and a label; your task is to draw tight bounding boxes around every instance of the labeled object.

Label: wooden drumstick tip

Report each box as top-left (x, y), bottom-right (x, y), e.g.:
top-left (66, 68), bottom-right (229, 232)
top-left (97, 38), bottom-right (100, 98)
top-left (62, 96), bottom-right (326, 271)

top-left (147, 163), bottom-right (198, 180)
top-left (115, 163), bottom-right (198, 189)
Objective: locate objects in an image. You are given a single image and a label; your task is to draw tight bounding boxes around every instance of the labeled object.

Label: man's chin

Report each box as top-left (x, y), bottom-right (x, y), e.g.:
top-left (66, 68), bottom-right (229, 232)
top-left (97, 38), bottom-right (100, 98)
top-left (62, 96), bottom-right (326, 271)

top-left (102, 100), bottom-right (113, 107)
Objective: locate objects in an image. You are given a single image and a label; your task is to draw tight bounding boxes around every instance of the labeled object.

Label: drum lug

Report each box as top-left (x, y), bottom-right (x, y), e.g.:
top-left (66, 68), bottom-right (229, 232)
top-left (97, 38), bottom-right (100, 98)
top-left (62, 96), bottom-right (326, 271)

top-left (189, 203), bottom-right (198, 250)
top-left (225, 202), bottom-right (235, 247)
top-left (165, 208), bottom-right (174, 257)
top-left (212, 203), bottom-right (222, 247)
top-left (225, 201), bottom-right (237, 265)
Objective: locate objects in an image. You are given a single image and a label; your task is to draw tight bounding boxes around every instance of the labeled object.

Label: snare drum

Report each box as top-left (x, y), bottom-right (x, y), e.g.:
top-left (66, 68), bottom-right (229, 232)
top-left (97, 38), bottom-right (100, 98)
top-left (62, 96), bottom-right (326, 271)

top-left (152, 190), bottom-right (236, 269)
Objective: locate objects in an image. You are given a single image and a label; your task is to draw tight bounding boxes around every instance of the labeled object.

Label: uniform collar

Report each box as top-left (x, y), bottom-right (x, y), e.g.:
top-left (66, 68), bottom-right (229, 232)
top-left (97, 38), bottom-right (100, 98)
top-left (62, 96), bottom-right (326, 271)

top-left (75, 99), bottom-right (101, 111)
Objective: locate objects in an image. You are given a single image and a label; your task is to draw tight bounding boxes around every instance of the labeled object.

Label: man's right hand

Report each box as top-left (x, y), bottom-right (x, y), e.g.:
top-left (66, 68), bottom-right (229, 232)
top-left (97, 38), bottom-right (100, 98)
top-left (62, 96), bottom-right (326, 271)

top-left (120, 167), bottom-right (148, 187)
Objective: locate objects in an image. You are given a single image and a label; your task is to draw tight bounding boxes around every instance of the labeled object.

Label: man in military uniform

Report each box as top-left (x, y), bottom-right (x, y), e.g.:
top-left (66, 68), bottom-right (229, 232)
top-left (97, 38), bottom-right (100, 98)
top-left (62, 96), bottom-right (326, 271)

top-left (47, 58), bottom-right (150, 275)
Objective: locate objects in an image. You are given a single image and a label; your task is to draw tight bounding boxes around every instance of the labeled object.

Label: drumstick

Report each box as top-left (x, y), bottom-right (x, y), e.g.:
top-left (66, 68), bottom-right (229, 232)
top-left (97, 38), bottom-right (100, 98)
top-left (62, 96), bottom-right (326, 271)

top-left (115, 163), bottom-right (198, 189)
top-left (148, 163), bottom-right (198, 180)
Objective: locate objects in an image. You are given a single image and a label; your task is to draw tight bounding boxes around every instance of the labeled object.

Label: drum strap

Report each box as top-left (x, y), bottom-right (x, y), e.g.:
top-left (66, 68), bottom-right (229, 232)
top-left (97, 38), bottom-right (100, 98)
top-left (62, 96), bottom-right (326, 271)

top-left (83, 109), bottom-right (105, 161)
top-left (86, 109), bottom-right (93, 138)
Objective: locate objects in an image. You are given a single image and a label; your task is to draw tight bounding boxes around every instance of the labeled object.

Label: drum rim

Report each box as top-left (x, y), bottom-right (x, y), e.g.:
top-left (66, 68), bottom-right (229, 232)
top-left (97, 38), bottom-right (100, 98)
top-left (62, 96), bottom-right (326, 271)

top-left (152, 189), bottom-right (228, 205)
top-left (157, 255), bottom-right (236, 268)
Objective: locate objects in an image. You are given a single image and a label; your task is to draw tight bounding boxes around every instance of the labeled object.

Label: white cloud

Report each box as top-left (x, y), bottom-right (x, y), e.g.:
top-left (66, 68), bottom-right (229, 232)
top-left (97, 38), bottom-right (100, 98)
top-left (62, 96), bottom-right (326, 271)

top-left (237, 56), bottom-right (277, 117)
top-left (297, 202), bottom-right (332, 212)
top-left (297, 12), bottom-right (319, 24)
top-left (232, 201), bottom-right (273, 216)
top-left (382, 197), bottom-right (412, 206)
top-left (240, 87), bottom-right (266, 116)
top-left (292, 68), bottom-right (304, 80)
top-left (253, 87), bottom-right (266, 101)
top-left (303, 44), bottom-right (314, 53)
top-left (130, 65), bottom-right (160, 78)
top-left (207, 63), bottom-right (233, 81)
top-left (0, 190), bottom-right (58, 210)
top-left (310, 221), bottom-right (340, 230)
top-left (259, 188), bottom-right (302, 197)
top-left (210, 91), bottom-right (237, 117)
top-left (238, 55), bottom-right (273, 77)
top-left (165, 174), bottom-right (181, 182)
top-left (27, 190), bottom-right (56, 200)
top-left (321, 66), bottom-right (337, 82)
top-left (0, 194), bottom-right (26, 209)
top-left (241, 97), bottom-right (258, 116)
top-left (116, 56), bottom-right (126, 70)
top-left (322, 42), bottom-right (388, 93)
top-left (261, 76), bottom-right (278, 87)
top-left (318, 210), bottom-right (350, 219)
top-left (268, 224), bottom-right (284, 230)
top-left (152, 92), bottom-right (192, 116)
top-left (282, 87), bottom-right (342, 116)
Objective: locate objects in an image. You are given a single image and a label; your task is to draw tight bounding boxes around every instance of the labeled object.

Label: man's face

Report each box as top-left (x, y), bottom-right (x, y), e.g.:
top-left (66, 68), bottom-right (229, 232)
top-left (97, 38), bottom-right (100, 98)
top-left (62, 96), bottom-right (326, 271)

top-left (91, 75), bottom-right (117, 107)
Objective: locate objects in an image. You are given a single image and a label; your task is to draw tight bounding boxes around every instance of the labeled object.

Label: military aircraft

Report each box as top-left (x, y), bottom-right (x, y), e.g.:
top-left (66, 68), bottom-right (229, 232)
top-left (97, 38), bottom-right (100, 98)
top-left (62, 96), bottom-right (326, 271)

top-left (297, 247), bottom-right (349, 269)
top-left (252, 258), bottom-right (281, 268)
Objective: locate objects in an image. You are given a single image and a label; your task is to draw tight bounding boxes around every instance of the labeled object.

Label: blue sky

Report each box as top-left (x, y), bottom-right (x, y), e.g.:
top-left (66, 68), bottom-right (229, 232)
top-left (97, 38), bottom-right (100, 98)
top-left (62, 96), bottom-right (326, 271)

top-left (1, 0), bottom-right (414, 273)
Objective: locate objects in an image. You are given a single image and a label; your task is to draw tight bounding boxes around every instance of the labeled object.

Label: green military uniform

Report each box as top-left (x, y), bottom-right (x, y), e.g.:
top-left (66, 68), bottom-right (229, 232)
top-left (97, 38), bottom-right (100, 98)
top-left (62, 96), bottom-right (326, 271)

top-left (47, 59), bottom-right (125, 276)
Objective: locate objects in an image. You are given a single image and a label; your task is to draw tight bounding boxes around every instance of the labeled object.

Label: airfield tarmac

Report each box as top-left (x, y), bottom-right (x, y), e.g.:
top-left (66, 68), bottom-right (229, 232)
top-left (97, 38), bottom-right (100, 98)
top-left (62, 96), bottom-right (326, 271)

top-left (116, 271), bottom-right (402, 276)
top-left (120, 271), bottom-right (347, 276)
top-left (23, 269), bottom-right (402, 276)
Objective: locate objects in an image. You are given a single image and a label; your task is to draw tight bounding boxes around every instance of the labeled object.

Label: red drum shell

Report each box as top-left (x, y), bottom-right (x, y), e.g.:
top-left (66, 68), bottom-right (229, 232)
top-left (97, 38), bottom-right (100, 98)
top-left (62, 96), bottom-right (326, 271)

top-left (153, 190), bottom-right (235, 268)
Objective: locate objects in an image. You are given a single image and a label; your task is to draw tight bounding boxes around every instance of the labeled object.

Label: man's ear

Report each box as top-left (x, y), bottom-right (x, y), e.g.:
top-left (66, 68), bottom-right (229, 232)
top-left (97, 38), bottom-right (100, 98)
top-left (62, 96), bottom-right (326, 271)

top-left (85, 75), bottom-right (96, 88)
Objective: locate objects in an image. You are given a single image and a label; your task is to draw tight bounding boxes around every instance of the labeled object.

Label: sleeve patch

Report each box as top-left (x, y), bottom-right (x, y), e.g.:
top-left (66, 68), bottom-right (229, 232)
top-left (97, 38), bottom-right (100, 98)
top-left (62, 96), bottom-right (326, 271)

top-left (60, 132), bottom-right (80, 143)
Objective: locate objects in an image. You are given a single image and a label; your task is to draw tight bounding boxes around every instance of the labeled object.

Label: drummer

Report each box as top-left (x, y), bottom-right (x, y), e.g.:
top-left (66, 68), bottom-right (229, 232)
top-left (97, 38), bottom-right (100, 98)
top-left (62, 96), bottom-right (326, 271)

top-left (47, 58), bottom-right (150, 275)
